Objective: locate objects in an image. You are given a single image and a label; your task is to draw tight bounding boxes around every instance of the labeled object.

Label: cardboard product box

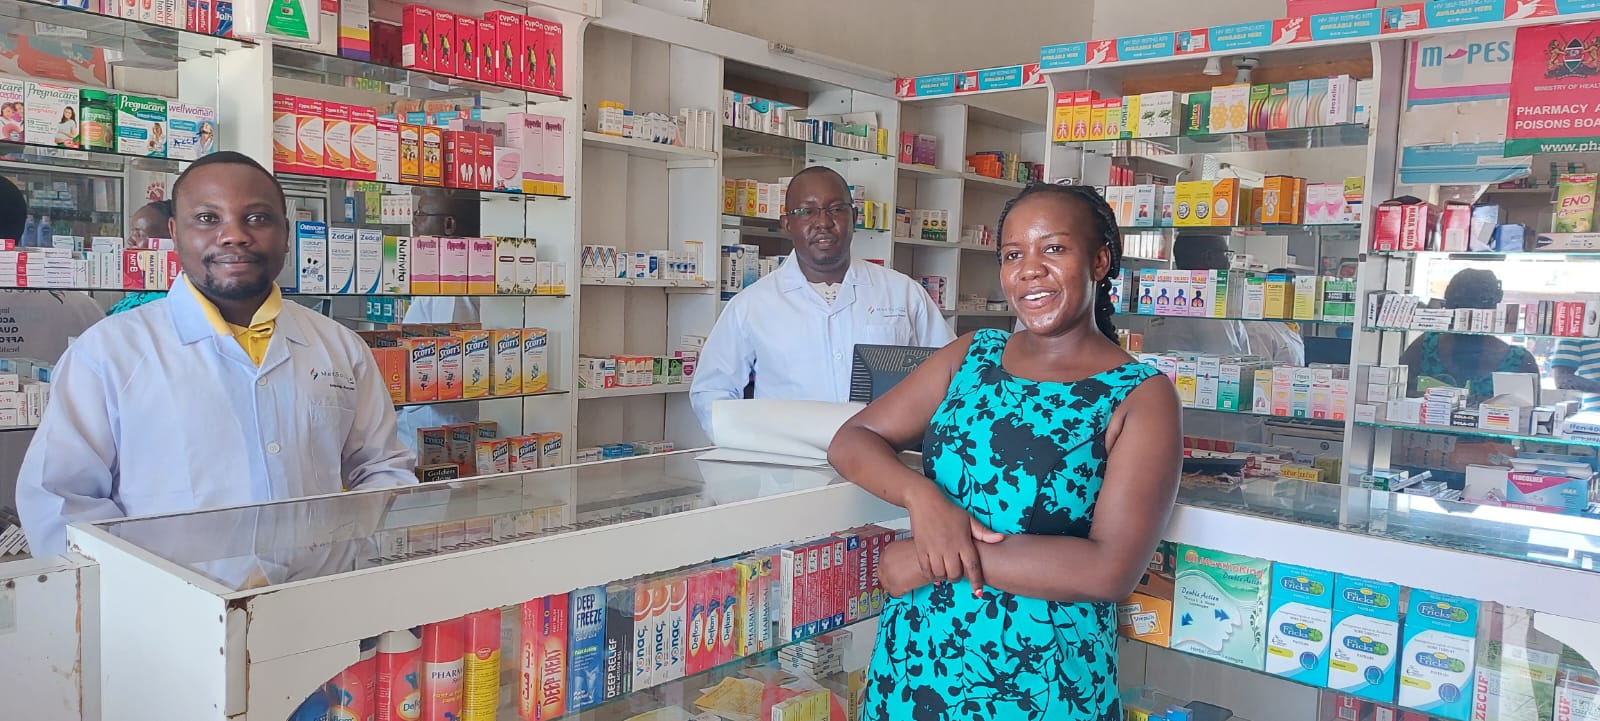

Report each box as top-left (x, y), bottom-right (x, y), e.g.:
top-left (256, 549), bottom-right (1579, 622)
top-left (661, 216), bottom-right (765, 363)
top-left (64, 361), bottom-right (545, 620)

top-left (1397, 590), bottom-right (1479, 721)
top-left (410, 235), bottom-right (440, 294)
top-left (537, 17), bottom-right (563, 94)
top-left (420, 125), bottom-right (444, 186)
top-left (1170, 545), bottom-right (1270, 670)
top-left (322, 102), bottom-right (351, 177)
top-left (116, 94), bottom-right (168, 158)
top-left (327, 225), bottom-right (356, 294)
top-left (484, 11), bottom-right (523, 87)
top-left (1118, 542), bottom-right (1176, 647)
top-left (432, 9), bottom-right (457, 76)
top-left (1329, 575), bottom-right (1402, 703)
top-left (272, 94), bottom-right (297, 170)
top-left (1265, 564), bottom-right (1334, 687)
top-left (1248, 84), bottom-right (1272, 131)
top-left (1139, 91), bottom-right (1178, 138)
top-left (1210, 83), bottom-right (1251, 134)
top-left (293, 97), bottom-right (324, 172)
top-left (402, 5), bottom-right (434, 71)
top-left (455, 14), bottom-right (478, 80)
top-left (294, 221), bottom-right (328, 294)
top-left (348, 106), bottom-right (377, 180)
top-left (476, 18), bottom-right (496, 83)
top-left (1211, 178), bottom-right (1240, 226)
top-left (521, 15), bottom-right (542, 92)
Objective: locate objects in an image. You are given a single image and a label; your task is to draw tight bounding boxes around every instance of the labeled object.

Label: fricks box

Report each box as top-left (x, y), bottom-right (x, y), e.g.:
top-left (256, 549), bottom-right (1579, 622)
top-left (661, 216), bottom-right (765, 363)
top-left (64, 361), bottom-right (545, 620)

top-left (1329, 575), bottom-right (1401, 703)
top-left (1397, 589), bottom-right (1478, 721)
top-left (1265, 563), bottom-right (1334, 687)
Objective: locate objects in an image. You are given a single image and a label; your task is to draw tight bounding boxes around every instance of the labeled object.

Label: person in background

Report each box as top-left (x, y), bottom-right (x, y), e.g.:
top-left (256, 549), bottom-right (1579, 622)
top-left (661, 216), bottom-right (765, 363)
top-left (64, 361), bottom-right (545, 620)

top-left (1244, 267), bottom-right (1307, 365)
top-left (0, 175), bottom-right (106, 518)
top-left (829, 184), bottom-right (1182, 721)
top-left (16, 151), bottom-right (416, 555)
top-left (1551, 338), bottom-right (1600, 412)
top-left (1140, 233), bottom-right (1252, 357)
top-left (690, 166), bottom-right (954, 434)
top-left (1400, 268), bottom-right (1538, 406)
top-left (108, 199), bottom-right (176, 316)
top-left (396, 188), bottom-right (483, 454)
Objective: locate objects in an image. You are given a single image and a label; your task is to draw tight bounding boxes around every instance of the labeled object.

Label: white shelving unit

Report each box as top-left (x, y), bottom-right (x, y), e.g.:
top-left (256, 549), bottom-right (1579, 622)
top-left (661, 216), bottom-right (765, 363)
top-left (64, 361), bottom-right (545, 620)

top-left (892, 102), bottom-right (1042, 332)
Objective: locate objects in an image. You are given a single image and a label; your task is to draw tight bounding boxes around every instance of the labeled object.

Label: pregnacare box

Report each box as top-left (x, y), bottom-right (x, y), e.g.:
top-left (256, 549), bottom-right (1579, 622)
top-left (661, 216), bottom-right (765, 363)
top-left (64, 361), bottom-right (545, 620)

top-left (1265, 564), bottom-right (1334, 687)
top-left (26, 81), bottom-right (80, 148)
top-left (1329, 575), bottom-right (1401, 703)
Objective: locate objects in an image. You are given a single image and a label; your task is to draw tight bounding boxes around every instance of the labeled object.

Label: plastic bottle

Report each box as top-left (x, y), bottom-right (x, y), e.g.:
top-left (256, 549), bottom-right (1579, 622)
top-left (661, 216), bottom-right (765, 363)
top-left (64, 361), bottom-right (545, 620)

top-left (376, 629), bottom-right (422, 721)
top-left (460, 610), bottom-right (501, 721)
top-left (330, 638), bottom-right (378, 721)
top-left (291, 684), bottom-right (333, 721)
top-left (421, 618), bottom-right (465, 721)
top-left (80, 90), bottom-right (115, 152)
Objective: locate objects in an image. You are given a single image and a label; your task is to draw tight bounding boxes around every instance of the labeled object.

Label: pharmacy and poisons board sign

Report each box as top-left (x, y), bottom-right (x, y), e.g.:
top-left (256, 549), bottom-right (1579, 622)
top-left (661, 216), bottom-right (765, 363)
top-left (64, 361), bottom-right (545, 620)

top-left (1505, 19), bottom-right (1600, 154)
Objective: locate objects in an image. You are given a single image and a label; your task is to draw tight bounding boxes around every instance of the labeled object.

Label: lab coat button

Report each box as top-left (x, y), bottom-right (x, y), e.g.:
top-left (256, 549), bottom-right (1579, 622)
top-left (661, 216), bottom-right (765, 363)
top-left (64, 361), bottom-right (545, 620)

top-left (266, 442), bottom-right (281, 455)
top-left (257, 377), bottom-right (268, 387)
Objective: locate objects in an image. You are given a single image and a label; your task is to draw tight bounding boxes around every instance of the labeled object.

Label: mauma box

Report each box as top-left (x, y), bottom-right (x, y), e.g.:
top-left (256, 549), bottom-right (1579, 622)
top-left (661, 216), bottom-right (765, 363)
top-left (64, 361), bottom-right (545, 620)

top-left (1265, 563), bottom-right (1334, 687)
top-left (1170, 545), bottom-right (1270, 671)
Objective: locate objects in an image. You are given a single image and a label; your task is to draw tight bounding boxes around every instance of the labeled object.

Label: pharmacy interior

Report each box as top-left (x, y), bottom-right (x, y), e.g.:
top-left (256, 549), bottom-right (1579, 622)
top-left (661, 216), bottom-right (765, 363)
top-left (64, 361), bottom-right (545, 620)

top-left (3, 0), bottom-right (1600, 720)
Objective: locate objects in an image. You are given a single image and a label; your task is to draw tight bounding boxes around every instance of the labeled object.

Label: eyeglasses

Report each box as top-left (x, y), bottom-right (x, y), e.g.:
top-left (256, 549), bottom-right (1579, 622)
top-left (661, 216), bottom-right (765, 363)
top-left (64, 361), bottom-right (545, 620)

top-left (785, 204), bottom-right (852, 221)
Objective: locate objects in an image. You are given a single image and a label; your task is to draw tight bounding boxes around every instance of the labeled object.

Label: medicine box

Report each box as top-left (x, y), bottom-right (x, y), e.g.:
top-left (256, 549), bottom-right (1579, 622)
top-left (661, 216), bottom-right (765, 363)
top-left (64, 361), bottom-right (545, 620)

top-left (25, 81), bottom-right (80, 149)
top-left (1117, 541), bottom-right (1176, 647)
top-left (167, 102), bottom-right (216, 161)
top-left (491, 329), bottom-right (522, 396)
top-left (410, 235), bottom-right (440, 294)
top-left (381, 235), bottom-right (409, 294)
top-left (323, 102), bottom-right (351, 177)
top-left (355, 228), bottom-right (382, 294)
top-left (295, 221), bottom-right (328, 294)
top-left (327, 225), bottom-right (356, 294)
top-left (1265, 564), bottom-right (1333, 687)
top-left (1170, 545), bottom-right (1270, 671)
top-left (521, 327), bottom-right (548, 393)
top-left (1329, 575), bottom-right (1401, 703)
top-left (1397, 589), bottom-right (1478, 721)
top-left (1210, 83), bottom-right (1252, 134)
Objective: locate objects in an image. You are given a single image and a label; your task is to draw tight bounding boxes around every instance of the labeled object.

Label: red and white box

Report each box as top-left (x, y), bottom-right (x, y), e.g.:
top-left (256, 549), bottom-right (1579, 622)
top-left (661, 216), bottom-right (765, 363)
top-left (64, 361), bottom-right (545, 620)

top-left (477, 17), bottom-right (496, 84)
top-left (537, 17), bottom-right (562, 94)
top-left (521, 15), bottom-right (541, 91)
top-left (401, 5), bottom-right (434, 72)
top-left (455, 14), bottom-right (478, 80)
top-left (484, 10), bottom-right (522, 87)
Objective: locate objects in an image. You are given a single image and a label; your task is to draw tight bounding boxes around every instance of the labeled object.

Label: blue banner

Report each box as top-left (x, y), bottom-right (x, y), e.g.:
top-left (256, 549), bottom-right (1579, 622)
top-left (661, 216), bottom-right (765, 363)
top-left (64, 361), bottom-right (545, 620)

top-left (913, 74), bottom-right (955, 97)
top-left (1209, 20), bottom-right (1274, 52)
top-left (1310, 9), bottom-right (1382, 40)
top-left (1558, 0), bottom-right (1600, 13)
top-left (1116, 32), bottom-right (1175, 61)
top-left (1040, 42), bottom-right (1087, 70)
top-left (1423, 0), bottom-right (1505, 27)
top-left (977, 66), bottom-right (1022, 91)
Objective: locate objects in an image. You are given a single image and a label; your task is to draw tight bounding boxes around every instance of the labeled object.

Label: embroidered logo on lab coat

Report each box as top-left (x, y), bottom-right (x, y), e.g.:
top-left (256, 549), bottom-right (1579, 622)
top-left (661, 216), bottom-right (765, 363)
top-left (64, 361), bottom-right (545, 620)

top-left (868, 305), bottom-right (908, 319)
top-left (310, 368), bottom-right (357, 391)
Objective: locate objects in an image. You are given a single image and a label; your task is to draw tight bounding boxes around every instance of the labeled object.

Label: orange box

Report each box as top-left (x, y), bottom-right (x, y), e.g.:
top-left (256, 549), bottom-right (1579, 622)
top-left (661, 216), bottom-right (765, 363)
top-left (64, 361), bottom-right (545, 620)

top-left (420, 126), bottom-right (445, 186)
top-left (535, 431), bottom-right (562, 468)
top-left (1260, 176), bottom-right (1298, 225)
top-left (399, 124), bottom-right (421, 184)
top-left (456, 329), bottom-right (491, 398)
top-left (436, 335), bottom-right (464, 401)
top-left (508, 434), bottom-right (540, 471)
top-left (489, 328), bottom-right (522, 396)
top-left (475, 438), bottom-right (509, 475)
top-left (272, 94), bottom-right (296, 171)
top-left (293, 97), bottom-right (324, 171)
top-left (444, 422), bottom-right (474, 474)
top-left (402, 337), bottom-right (438, 402)
top-left (371, 347), bottom-right (407, 404)
top-left (322, 102), bottom-right (351, 178)
top-left (1211, 178), bottom-right (1240, 227)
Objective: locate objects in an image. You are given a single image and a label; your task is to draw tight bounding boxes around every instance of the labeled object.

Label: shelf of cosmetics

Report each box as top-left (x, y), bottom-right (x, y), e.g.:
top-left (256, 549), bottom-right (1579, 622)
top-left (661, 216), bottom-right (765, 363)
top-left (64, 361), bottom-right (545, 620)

top-left (1116, 537), bottom-right (1591, 721)
top-left (292, 524), bottom-right (906, 721)
top-left (0, 75), bottom-right (217, 160)
top-left (1138, 353), bottom-right (1351, 422)
top-left (1050, 75), bottom-right (1373, 144)
top-left (1109, 268), bottom-right (1358, 324)
top-left (272, 93), bottom-right (569, 196)
top-left (1368, 174), bottom-right (1600, 254)
top-left (1098, 176), bottom-right (1365, 229)
top-left (722, 90), bottom-right (891, 158)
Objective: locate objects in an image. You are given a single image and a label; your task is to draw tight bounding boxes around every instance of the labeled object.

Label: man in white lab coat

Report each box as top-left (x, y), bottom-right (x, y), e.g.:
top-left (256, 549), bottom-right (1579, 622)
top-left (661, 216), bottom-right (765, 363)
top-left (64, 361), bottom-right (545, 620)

top-left (690, 166), bottom-right (953, 434)
top-left (17, 152), bottom-right (417, 555)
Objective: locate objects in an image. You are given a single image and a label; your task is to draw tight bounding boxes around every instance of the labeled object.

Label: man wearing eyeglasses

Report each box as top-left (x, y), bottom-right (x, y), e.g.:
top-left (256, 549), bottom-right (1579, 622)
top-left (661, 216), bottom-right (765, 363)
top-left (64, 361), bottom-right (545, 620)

top-left (1141, 233), bottom-right (1252, 358)
top-left (691, 166), bottom-right (953, 435)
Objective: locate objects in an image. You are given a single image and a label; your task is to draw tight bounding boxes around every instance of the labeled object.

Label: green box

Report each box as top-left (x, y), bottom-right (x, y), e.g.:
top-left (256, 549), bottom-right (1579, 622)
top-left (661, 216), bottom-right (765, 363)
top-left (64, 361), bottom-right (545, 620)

top-left (1185, 91), bottom-right (1211, 136)
top-left (1171, 545), bottom-right (1271, 670)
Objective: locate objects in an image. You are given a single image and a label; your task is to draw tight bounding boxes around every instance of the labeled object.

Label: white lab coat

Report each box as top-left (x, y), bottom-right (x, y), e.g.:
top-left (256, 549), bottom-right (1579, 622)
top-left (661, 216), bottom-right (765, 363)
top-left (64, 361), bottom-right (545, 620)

top-left (17, 276), bottom-right (417, 555)
top-left (690, 254), bottom-right (954, 433)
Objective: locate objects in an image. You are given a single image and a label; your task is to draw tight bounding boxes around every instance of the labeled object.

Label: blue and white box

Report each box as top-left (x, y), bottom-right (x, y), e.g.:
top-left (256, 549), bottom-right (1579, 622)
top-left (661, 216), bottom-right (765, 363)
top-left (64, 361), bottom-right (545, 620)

top-left (1398, 589), bottom-right (1479, 721)
top-left (1266, 563), bottom-right (1334, 687)
top-left (1329, 575), bottom-right (1401, 703)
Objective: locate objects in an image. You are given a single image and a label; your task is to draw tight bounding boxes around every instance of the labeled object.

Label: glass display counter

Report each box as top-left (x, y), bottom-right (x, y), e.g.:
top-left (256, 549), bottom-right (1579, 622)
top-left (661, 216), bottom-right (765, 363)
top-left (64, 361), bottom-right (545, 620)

top-left (62, 451), bottom-right (1600, 721)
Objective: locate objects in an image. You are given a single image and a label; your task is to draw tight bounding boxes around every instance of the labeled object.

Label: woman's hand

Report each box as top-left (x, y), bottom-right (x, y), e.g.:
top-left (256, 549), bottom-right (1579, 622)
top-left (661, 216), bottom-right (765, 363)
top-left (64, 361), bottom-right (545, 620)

top-left (905, 483), bottom-right (1000, 595)
top-left (879, 539), bottom-right (932, 598)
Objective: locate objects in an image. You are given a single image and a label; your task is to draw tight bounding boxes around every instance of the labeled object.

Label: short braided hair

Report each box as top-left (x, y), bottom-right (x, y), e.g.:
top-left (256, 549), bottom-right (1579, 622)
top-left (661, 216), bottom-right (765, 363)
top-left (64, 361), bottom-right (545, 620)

top-left (995, 183), bottom-right (1124, 343)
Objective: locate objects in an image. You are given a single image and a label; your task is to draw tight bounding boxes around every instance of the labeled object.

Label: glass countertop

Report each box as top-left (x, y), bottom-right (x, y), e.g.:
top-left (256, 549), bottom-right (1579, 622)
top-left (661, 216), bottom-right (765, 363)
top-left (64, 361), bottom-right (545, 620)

top-left (90, 449), bottom-right (852, 591)
top-left (1177, 476), bottom-right (1600, 573)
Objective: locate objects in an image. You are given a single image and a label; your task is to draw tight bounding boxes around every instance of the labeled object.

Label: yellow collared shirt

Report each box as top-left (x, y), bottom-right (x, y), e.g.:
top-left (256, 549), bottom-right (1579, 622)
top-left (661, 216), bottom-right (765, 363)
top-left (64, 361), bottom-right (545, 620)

top-left (186, 281), bottom-right (283, 367)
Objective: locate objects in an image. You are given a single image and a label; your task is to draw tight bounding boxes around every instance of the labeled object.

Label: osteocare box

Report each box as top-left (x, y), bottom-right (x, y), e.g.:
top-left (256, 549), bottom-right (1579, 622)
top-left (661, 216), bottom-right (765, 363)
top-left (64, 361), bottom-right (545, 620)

top-left (1329, 575), bottom-right (1402, 703)
top-left (25, 81), bottom-right (79, 148)
top-left (327, 225), bottom-right (356, 294)
top-left (1266, 564), bottom-right (1334, 687)
top-left (116, 94), bottom-right (167, 158)
top-left (490, 328), bottom-right (521, 395)
top-left (1397, 590), bottom-right (1478, 720)
top-left (381, 235), bottom-right (409, 293)
top-left (355, 228), bottom-right (382, 294)
top-left (410, 235), bottom-right (440, 294)
top-left (521, 328), bottom-right (548, 392)
top-left (439, 236), bottom-right (469, 294)
top-left (167, 102), bottom-right (216, 161)
top-left (294, 97), bottom-right (325, 171)
top-left (468, 237), bottom-right (496, 294)
top-left (295, 221), bottom-right (328, 294)
top-left (1170, 545), bottom-right (1270, 671)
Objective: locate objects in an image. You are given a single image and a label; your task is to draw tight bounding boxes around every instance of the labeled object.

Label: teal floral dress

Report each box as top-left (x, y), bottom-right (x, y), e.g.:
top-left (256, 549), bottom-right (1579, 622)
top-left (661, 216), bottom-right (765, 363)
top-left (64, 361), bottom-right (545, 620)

top-left (864, 329), bottom-right (1159, 721)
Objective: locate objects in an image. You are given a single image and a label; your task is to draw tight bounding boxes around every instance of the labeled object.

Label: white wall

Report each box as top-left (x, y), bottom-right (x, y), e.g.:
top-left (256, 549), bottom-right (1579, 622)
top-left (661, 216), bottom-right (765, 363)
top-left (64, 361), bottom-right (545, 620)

top-left (707, 0), bottom-right (1094, 121)
top-left (1091, 0), bottom-right (1279, 38)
